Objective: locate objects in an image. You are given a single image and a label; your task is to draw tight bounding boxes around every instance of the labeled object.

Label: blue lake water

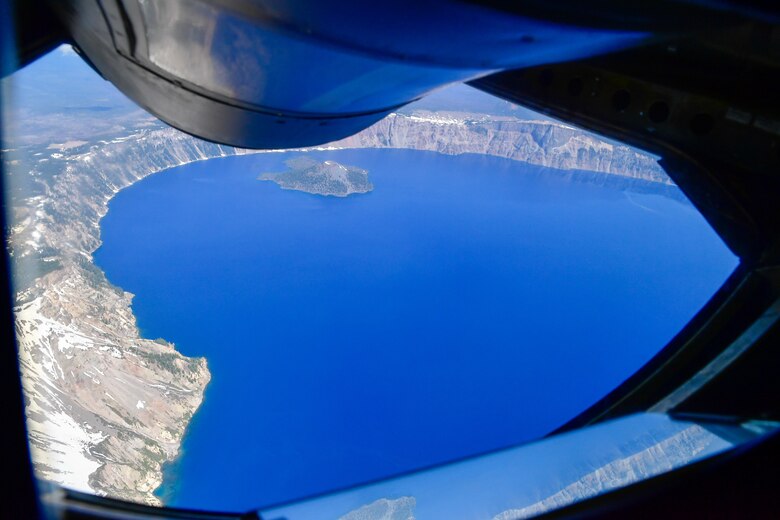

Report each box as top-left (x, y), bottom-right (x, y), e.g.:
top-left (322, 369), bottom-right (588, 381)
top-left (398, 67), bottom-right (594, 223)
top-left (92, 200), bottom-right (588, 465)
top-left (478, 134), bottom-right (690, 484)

top-left (94, 149), bottom-right (736, 511)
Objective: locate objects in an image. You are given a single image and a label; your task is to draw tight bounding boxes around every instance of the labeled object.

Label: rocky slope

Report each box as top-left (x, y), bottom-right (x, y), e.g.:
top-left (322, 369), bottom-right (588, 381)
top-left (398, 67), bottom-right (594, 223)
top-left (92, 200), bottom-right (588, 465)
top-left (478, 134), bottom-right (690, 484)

top-left (8, 112), bottom-right (670, 505)
top-left (9, 129), bottom-right (255, 504)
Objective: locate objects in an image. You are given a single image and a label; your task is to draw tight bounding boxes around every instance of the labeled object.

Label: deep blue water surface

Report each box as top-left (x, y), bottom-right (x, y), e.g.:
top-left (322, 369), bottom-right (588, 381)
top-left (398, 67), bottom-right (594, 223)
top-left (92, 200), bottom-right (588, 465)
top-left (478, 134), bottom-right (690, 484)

top-left (94, 149), bottom-right (736, 511)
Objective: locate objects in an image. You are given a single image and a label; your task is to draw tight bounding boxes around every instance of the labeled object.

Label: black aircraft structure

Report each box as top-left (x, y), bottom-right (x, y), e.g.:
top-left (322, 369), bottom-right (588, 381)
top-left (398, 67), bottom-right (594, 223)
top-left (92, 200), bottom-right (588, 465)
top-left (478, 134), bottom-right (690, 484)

top-left (2, 0), bottom-right (780, 518)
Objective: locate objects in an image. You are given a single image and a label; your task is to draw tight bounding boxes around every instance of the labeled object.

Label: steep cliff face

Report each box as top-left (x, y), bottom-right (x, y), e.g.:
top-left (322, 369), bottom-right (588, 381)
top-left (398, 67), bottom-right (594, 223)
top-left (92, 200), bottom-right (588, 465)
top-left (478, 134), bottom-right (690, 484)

top-left (8, 112), bottom-right (670, 505)
top-left (334, 112), bottom-right (669, 185)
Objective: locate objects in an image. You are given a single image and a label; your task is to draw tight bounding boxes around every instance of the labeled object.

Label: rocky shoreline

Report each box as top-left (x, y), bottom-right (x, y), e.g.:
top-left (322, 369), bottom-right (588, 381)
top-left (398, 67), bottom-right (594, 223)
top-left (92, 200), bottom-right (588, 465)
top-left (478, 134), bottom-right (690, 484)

top-left (8, 112), bottom-right (671, 504)
top-left (10, 129), bottom-right (254, 504)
